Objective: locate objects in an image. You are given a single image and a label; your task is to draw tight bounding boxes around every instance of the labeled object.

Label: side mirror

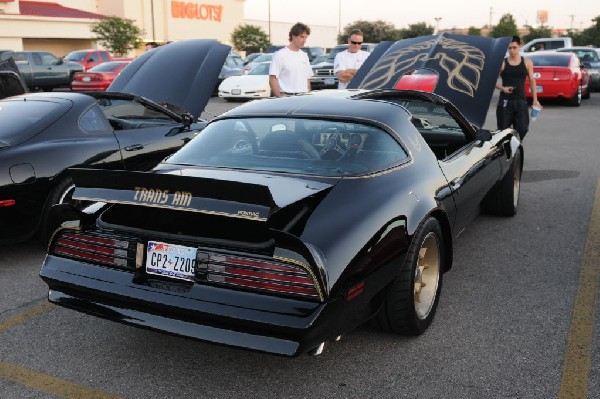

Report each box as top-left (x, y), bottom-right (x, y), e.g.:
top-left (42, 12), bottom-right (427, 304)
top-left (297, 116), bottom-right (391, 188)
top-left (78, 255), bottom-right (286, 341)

top-left (475, 129), bottom-right (492, 142)
top-left (181, 112), bottom-right (194, 130)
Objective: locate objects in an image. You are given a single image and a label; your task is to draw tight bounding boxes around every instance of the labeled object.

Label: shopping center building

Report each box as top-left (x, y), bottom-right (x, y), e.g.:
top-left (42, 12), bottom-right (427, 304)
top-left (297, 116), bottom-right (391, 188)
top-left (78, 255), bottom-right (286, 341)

top-left (0, 0), bottom-right (336, 57)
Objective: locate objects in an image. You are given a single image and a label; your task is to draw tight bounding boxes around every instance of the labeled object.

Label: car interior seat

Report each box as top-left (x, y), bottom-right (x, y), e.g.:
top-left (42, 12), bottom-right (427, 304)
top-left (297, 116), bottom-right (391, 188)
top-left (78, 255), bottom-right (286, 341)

top-left (258, 131), bottom-right (320, 159)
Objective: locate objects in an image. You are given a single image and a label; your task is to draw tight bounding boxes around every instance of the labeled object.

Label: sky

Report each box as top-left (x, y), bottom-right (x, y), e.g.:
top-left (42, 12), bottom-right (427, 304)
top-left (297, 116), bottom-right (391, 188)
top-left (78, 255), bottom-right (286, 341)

top-left (243, 0), bottom-right (600, 32)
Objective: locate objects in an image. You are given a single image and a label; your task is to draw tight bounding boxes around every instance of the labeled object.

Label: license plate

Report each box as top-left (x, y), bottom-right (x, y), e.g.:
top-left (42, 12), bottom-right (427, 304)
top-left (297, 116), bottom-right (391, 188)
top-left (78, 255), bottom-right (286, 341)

top-left (231, 89), bottom-right (241, 95)
top-left (82, 76), bottom-right (91, 82)
top-left (536, 86), bottom-right (543, 93)
top-left (146, 241), bottom-right (197, 281)
top-left (325, 78), bottom-right (335, 85)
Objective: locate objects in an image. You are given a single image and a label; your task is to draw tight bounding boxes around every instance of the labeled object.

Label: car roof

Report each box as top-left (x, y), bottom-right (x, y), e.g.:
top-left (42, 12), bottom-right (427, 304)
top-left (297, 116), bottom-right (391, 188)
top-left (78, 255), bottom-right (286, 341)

top-left (216, 89), bottom-right (416, 131)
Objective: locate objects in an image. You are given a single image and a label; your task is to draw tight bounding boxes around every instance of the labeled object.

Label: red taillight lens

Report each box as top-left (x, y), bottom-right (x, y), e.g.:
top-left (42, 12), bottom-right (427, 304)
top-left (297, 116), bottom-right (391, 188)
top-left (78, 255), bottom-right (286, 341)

top-left (553, 71), bottom-right (571, 80)
top-left (0, 199), bottom-right (16, 208)
top-left (51, 231), bottom-right (135, 269)
top-left (197, 252), bottom-right (321, 300)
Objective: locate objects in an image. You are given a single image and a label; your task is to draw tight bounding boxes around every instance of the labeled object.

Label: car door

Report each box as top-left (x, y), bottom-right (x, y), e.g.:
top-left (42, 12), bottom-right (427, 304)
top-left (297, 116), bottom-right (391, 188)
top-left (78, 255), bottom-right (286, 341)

top-left (432, 106), bottom-right (505, 236)
top-left (438, 139), bottom-right (503, 236)
top-left (36, 52), bottom-right (68, 87)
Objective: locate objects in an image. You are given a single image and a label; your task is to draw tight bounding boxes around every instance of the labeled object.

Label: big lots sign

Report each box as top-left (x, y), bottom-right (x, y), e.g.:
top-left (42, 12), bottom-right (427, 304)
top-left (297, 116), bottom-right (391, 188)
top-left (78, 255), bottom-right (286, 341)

top-left (171, 1), bottom-right (223, 22)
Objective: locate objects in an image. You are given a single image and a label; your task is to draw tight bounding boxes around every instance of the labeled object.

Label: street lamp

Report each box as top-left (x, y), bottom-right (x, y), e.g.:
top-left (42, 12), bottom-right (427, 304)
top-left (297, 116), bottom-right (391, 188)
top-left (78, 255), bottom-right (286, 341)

top-left (339, 0), bottom-right (342, 35)
top-left (434, 17), bottom-right (442, 34)
top-left (268, 0), bottom-right (271, 42)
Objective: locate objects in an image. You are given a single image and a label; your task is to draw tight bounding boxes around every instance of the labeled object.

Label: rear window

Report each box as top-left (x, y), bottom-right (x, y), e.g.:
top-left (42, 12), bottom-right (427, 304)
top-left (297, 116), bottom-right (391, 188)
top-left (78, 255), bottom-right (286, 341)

top-left (88, 62), bottom-right (127, 72)
top-left (166, 118), bottom-right (409, 177)
top-left (0, 99), bottom-right (70, 144)
top-left (527, 54), bottom-right (571, 67)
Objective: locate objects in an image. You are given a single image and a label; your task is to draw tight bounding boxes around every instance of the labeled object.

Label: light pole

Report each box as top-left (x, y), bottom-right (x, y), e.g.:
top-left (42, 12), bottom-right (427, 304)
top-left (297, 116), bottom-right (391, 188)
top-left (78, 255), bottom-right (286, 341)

top-left (339, 0), bottom-right (342, 35)
top-left (268, 0), bottom-right (271, 43)
top-left (434, 17), bottom-right (442, 34)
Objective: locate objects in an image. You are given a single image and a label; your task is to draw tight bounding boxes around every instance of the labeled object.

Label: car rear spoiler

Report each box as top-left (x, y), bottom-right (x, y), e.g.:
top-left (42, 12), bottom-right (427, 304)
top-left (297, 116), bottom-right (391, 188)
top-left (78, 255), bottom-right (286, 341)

top-left (69, 168), bottom-right (275, 222)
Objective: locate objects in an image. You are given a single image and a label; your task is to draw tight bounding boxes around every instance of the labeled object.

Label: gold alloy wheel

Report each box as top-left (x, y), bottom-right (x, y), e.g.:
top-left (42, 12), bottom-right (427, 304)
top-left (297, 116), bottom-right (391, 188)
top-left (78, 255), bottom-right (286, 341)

top-left (513, 162), bottom-right (521, 208)
top-left (414, 232), bottom-right (440, 320)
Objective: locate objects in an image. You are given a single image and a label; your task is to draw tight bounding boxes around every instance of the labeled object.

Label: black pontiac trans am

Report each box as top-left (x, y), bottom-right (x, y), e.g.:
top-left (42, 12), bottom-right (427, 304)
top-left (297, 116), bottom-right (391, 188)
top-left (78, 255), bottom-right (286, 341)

top-left (39, 34), bottom-right (517, 357)
top-left (0, 40), bottom-right (229, 243)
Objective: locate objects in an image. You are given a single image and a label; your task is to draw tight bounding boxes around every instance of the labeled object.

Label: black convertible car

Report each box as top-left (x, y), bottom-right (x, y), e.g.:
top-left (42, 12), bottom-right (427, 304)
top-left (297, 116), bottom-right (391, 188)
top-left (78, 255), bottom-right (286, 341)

top-left (40, 34), bottom-right (517, 356)
top-left (0, 40), bottom-right (229, 243)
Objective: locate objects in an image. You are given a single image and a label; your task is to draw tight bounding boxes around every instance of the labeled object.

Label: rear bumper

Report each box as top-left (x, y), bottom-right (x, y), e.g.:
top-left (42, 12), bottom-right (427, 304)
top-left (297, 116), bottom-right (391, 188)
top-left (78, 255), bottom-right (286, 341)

top-left (526, 80), bottom-right (580, 99)
top-left (40, 256), bottom-right (339, 356)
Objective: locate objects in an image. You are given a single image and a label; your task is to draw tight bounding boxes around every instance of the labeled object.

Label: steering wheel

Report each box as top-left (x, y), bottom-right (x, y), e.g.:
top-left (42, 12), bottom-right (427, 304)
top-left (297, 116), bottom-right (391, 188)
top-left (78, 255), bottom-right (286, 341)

top-left (320, 133), bottom-right (348, 160)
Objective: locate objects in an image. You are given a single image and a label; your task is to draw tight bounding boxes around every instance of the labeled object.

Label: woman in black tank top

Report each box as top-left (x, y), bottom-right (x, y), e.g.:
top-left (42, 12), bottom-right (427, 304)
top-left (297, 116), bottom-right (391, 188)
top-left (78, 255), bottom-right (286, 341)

top-left (495, 36), bottom-right (541, 140)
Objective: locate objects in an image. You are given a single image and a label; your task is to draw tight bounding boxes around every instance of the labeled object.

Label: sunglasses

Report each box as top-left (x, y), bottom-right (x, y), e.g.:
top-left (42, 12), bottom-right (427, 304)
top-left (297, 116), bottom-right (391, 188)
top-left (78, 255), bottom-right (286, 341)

top-left (350, 40), bottom-right (363, 45)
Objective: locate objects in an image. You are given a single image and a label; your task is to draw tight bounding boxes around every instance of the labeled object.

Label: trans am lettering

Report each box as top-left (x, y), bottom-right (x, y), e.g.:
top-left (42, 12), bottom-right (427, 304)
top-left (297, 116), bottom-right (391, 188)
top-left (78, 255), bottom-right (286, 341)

top-left (134, 187), bottom-right (192, 207)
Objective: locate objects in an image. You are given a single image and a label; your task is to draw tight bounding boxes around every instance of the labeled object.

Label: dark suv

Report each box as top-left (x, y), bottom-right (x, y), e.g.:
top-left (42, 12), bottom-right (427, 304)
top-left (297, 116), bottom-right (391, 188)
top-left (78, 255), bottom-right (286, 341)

top-left (310, 43), bottom-right (378, 90)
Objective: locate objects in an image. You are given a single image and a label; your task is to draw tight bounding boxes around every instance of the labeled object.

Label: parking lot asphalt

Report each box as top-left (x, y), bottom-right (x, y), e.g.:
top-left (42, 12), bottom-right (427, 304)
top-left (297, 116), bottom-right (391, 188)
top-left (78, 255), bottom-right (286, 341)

top-left (1, 94), bottom-right (599, 399)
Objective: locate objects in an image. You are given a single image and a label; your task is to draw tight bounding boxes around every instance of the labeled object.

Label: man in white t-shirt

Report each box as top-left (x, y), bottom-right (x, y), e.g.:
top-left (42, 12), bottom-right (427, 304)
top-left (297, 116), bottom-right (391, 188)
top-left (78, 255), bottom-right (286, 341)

top-left (334, 29), bottom-right (370, 90)
top-left (269, 22), bottom-right (314, 97)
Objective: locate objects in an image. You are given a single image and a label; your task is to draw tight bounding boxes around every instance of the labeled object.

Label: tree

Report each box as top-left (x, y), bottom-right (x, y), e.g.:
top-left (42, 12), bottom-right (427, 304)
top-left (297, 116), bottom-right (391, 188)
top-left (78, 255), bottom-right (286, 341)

top-left (523, 26), bottom-right (553, 43)
top-left (489, 13), bottom-right (518, 38)
top-left (231, 24), bottom-right (271, 54)
top-left (569, 15), bottom-right (600, 47)
top-left (91, 17), bottom-right (144, 56)
top-left (338, 20), bottom-right (401, 44)
top-left (467, 26), bottom-right (482, 36)
top-left (400, 22), bottom-right (434, 39)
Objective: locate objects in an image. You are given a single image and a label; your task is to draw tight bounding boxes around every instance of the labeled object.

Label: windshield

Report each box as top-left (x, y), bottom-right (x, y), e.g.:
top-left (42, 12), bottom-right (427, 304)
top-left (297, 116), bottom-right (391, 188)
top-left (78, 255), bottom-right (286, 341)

top-left (528, 54), bottom-right (571, 67)
top-left (253, 54), bottom-right (272, 63)
top-left (248, 63), bottom-right (270, 75)
top-left (166, 118), bottom-right (408, 177)
top-left (64, 51), bottom-right (88, 62)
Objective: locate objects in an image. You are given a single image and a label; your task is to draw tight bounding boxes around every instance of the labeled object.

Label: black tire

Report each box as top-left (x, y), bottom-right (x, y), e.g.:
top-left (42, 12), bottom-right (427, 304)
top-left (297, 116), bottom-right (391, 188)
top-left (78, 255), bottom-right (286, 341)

top-left (483, 149), bottom-right (522, 216)
top-left (583, 85), bottom-right (591, 100)
top-left (567, 85), bottom-right (582, 106)
top-left (375, 217), bottom-right (444, 335)
top-left (38, 177), bottom-right (77, 244)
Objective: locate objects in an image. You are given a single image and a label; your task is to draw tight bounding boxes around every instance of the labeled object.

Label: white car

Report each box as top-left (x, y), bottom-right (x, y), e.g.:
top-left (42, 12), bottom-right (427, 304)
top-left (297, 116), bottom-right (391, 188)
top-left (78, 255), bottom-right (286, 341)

top-left (218, 62), bottom-right (271, 101)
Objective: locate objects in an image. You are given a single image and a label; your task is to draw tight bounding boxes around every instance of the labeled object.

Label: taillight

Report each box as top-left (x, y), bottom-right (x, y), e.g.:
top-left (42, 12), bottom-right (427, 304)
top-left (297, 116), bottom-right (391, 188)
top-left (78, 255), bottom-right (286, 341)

top-left (553, 71), bottom-right (571, 80)
top-left (51, 231), bottom-right (136, 269)
top-left (197, 252), bottom-right (322, 300)
top-left (0, 199), bottom-right (15, 208)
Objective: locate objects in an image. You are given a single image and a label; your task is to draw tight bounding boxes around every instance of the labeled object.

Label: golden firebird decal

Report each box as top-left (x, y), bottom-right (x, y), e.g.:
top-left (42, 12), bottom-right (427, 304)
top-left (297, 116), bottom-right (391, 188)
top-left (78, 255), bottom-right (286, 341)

top-left (134, 187), bottom-right (192, 206)
top-left (359, 37), bottom-right (485, 97)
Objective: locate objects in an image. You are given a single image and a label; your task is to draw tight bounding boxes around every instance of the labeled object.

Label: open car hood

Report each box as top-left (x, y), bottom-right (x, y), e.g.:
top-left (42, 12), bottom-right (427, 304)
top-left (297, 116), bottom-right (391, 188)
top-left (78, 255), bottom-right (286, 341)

top-left (0, 57), bottom-right (28, 99)
top-left (349, 33), bottom-right (510, 128)
top-left (108, 40), bottom-right (230, 120)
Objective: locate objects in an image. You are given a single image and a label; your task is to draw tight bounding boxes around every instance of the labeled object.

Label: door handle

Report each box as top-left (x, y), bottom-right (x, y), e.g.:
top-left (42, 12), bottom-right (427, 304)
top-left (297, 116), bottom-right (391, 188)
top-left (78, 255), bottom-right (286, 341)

top-left (124, 144), bottom-right (144, 151)
top-left (450, 177), bottom-right (462, 192)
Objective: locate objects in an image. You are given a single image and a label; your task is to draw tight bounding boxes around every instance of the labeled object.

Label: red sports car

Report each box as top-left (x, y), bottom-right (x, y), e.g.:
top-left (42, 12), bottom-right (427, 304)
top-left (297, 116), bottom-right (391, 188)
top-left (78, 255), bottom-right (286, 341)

top-left (71, 61), bottom-right (130, 91)
top-left (525, 51), bottom-right (590, 106)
